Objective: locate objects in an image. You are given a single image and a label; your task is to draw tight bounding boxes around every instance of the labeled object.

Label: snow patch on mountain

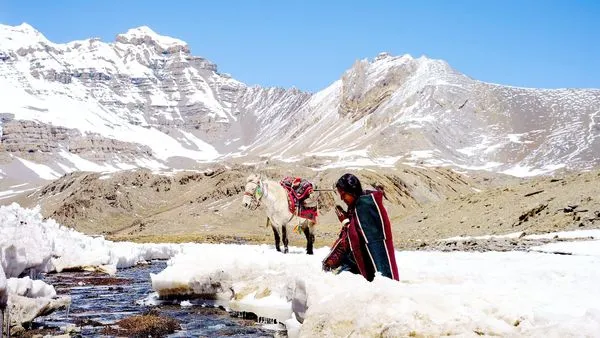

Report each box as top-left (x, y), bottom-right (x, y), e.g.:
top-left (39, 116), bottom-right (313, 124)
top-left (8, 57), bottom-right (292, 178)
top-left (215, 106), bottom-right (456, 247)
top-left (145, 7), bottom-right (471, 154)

top-left (117, 26), bottom-right (187, 49)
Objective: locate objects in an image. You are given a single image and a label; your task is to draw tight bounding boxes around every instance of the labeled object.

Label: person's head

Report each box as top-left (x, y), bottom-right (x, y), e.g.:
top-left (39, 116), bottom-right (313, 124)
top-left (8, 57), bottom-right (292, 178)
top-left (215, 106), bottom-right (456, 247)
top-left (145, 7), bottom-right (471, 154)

top-left (335, 173), bottom-right (363, 207)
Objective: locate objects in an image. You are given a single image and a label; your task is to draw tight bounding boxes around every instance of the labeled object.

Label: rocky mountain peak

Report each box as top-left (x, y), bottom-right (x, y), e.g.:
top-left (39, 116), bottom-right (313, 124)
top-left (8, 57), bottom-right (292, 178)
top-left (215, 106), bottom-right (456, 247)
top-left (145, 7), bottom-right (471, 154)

top-left (11, 22), bottom-right (39, 34)
top-left (374, 51), bottom-right (393, 61)
top-left (115, 26), bottom-right (189, 54)
top-left (0, 22), bottom-right (53, 51)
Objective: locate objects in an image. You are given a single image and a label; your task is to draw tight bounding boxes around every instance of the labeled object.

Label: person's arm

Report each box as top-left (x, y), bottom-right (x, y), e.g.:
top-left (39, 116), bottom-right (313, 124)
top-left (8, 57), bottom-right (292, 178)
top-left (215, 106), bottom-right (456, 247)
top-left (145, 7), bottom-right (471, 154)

top-left (322, 224), bottom-right (349, 271)
top-left (322, 206), bottom-right (351, 271)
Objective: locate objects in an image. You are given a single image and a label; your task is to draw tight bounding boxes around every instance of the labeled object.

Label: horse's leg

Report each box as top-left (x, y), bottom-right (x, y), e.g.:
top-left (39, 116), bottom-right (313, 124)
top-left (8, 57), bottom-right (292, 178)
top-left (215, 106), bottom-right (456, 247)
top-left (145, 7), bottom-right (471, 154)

top-left (303, 221), bottom-right (315, 255)
top-left (4, 308), bottom-right (8, 338)
top-left (269, 218), bottom-right (281, 252)
top-left (1, 307), bottom-right (7, 338)
top-left (282, 225), bottom-right (289, 254)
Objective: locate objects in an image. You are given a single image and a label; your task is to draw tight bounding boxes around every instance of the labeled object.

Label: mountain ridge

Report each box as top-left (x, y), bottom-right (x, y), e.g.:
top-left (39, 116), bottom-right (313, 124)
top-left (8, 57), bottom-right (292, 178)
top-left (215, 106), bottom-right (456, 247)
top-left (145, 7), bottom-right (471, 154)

top-left (0, 23), bottom-right (599, 190)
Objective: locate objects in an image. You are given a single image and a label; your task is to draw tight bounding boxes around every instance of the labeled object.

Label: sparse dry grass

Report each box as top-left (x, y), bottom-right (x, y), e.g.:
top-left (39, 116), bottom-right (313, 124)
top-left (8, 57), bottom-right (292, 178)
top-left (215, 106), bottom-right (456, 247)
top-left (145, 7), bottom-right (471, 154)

top-left (101, 314), bottom-right (180, 337)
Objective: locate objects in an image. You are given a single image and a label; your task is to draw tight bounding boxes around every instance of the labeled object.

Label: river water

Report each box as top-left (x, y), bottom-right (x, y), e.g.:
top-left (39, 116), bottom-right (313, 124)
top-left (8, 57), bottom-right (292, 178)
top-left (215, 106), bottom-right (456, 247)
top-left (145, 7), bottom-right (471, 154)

top-left (36, 261), bottom-right (282, 337)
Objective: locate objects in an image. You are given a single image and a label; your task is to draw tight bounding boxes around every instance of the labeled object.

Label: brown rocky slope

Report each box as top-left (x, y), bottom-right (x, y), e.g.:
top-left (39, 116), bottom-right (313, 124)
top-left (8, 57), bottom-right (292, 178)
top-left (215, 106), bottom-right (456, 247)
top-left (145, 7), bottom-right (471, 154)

top-left (8, 163), bottom-right (600, 250)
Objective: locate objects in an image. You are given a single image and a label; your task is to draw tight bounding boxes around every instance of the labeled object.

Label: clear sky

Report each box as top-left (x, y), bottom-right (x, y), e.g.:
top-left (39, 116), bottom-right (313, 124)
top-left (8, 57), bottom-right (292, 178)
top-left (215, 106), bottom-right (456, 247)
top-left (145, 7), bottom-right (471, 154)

top-left (1, 0), bottom-right (598, 92)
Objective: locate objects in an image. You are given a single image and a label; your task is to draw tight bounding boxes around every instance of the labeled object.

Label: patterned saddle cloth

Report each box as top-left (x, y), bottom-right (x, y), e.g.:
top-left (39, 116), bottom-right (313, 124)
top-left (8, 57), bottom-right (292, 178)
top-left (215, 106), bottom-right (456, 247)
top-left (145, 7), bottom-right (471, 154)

top-left (280, 176), bottom-right (318, 222)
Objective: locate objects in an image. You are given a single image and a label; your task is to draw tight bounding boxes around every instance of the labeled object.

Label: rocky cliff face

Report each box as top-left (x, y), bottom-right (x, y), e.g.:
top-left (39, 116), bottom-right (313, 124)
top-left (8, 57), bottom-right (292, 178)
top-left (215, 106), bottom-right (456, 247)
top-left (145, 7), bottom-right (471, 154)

top-left (0, 23), bottom-right (310, 177)
top-left (0, 24), bottom-right (599, 186)
top-left (1, 119), bottom-right (152, 158)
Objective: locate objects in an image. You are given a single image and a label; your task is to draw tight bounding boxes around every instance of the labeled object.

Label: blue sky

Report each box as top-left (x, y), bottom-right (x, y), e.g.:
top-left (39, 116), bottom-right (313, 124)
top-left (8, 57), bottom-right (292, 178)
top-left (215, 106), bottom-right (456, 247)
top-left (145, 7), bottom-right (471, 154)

top-left (1, 1), bottom-right (598, 92)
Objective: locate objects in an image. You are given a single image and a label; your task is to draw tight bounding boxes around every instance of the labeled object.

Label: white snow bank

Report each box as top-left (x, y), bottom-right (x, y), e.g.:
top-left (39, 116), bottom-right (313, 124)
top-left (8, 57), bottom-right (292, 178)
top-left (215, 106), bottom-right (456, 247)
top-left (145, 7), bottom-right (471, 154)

top-left (1, 262), bottom-right (64, 328)
top-left (443, 231), bottom-right (524, 241)
top-left (151, 245), bottom-right (319, 322)
top-left (531, 240), bottom-right (600, 256)
top-left (152, 239), bottom-right (600, 337)
top-left (443, 229), bottom-right (600, 242)
top-left (0, 203), bottom-right (187, 328)
top-left (8, 293), bottom-right (70, 328)
top-left (0, 216), bottom-right (69, 328)
top-left (7, 277), bottom-right (56, 298)
top-left (0, 203), bottom-right (183, 277)
top-left (524, 229), bottom-right (600, 240)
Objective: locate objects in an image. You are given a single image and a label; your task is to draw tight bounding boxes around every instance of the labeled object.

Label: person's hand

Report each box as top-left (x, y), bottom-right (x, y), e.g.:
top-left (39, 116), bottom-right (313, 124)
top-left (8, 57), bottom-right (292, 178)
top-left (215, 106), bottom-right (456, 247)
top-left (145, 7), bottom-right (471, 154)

top-left (335, 205), bottom-right (348, 223)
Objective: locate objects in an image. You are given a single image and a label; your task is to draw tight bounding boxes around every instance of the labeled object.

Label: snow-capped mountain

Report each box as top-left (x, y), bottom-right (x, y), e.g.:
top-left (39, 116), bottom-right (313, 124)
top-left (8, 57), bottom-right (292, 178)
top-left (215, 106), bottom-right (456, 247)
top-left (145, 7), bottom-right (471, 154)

top-left (255, 53), bottom-right (600, 176)
top-left (1, 23), bottom-right (599, 185)
top-left (0, 23), bottom-right (309, 183)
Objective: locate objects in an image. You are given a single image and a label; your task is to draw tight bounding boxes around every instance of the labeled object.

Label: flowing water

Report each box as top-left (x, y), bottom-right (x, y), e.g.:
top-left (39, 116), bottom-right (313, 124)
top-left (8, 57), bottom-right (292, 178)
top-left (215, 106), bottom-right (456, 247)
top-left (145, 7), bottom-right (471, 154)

top-left (36, 261), bottom-right (283, 337)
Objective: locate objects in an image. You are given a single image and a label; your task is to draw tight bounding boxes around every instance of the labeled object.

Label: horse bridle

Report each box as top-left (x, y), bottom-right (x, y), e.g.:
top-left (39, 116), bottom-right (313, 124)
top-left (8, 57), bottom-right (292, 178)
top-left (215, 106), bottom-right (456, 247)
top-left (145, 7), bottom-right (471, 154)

top-left (244, 178), bottom-right (264, 210)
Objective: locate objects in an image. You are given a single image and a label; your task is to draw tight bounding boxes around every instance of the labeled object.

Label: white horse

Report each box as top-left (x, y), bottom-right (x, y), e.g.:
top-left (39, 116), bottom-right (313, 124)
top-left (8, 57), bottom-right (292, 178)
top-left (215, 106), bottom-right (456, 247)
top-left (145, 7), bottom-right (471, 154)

top-left (242, 174), bottom-right (316, 254)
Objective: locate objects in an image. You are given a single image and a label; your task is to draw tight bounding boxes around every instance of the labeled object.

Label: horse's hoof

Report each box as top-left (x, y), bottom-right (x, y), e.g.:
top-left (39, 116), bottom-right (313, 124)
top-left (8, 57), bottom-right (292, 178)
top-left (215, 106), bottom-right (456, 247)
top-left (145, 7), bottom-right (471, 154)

top-left (284, 248), bottom-right (289, 254)
top-left (307, 251), bottom-right (313, 255)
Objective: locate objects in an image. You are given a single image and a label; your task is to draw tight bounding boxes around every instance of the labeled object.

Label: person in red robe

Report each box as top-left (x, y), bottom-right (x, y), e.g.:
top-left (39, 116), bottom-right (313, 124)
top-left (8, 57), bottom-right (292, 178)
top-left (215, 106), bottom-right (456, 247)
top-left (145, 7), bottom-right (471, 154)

top-left (322, 173), bottom-right (399, 281)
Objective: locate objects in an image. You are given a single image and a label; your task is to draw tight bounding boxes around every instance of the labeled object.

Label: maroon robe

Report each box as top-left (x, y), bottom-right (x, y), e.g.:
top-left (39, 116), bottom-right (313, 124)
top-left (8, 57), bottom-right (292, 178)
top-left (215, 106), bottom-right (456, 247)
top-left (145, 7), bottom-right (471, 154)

top-left (323, 190), bottom-right (399, 281)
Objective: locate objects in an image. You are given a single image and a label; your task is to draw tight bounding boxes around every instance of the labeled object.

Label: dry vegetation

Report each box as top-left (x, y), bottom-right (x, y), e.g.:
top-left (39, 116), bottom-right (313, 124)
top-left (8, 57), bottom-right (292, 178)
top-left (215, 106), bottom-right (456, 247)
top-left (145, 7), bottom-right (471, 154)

top-left (7, 160), bottom-right (600, 250)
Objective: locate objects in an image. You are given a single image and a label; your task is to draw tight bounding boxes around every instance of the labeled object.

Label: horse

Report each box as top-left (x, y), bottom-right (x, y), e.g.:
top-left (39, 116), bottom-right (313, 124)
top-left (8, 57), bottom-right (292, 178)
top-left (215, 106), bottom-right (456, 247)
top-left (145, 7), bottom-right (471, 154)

top-left (242, 174), bottom-right (316, 255)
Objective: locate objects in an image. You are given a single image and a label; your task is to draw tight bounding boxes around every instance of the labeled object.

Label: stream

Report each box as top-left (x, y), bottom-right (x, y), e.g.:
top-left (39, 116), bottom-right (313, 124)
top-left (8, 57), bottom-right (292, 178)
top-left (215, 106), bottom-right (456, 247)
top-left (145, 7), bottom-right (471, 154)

top-left (34, 261), bottom-right (283, 337)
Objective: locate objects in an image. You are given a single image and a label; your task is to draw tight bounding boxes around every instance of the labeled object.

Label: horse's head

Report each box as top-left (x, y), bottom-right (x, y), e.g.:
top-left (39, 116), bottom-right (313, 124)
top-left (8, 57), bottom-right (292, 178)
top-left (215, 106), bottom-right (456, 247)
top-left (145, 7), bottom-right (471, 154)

top-left (242, 174), bottom-right (263, 210)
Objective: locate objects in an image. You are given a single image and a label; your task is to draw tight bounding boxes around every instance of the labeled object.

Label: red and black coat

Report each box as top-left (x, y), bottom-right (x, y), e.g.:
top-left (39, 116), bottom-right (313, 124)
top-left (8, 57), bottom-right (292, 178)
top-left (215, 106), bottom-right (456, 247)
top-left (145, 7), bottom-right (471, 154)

top-left (323, 190), bottom-right (399, 281)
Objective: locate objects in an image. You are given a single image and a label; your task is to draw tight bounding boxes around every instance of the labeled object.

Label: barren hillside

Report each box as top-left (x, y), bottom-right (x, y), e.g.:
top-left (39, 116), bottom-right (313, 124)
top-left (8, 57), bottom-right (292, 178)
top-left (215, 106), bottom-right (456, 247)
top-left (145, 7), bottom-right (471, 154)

top-left (16, 163), bottom-right (600, 251)
top-left (11, 162), bottom-right (506, 248)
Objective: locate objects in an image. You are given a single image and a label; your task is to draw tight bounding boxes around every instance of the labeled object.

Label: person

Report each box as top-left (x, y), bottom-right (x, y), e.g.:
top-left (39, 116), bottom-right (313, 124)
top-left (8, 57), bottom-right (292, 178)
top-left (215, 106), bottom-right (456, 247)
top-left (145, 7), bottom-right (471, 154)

top-left (322, 173), bottom-right (399, 281)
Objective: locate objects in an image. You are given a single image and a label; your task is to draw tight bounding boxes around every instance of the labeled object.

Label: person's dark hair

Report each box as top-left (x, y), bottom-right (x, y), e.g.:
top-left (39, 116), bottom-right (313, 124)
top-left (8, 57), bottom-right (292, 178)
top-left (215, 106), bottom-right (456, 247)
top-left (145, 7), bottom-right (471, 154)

top-left (336, 173), bottom-right (363, 198)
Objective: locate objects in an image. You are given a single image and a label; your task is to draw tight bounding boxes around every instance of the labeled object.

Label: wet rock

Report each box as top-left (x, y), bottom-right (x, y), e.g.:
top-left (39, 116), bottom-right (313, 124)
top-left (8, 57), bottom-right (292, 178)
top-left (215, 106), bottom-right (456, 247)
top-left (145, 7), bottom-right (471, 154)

top-left (518, 203), bottom-right (548, 223)
top-left (9, 325), bottom-right (25, 336)
top-left (74, 318), bottom-right (104, 327)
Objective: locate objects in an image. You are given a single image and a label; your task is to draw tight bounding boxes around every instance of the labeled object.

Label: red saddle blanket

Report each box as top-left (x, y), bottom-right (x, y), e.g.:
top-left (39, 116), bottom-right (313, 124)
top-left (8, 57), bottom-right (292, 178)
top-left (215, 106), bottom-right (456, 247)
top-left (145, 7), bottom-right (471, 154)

top-left (280, 176), bottom-right (318, 222)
